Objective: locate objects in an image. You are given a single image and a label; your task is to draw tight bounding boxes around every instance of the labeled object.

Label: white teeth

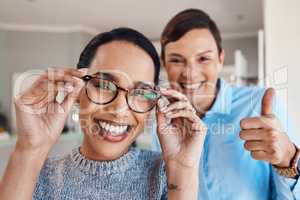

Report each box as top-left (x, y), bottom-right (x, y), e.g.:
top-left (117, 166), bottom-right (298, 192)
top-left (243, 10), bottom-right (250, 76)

top-left (105, 123), bottom-right (110, 131)
top-left (109, 124), bottom-right (113, 132)
top-left (97, 120), bottom-right (128, 136)
top-left (181, 82), bottom-right (202, 90)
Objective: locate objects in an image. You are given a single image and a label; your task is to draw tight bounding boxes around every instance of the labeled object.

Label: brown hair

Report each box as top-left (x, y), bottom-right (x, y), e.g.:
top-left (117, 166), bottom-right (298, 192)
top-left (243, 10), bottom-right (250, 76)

top-left (160, 9), bottom-right (222, 62)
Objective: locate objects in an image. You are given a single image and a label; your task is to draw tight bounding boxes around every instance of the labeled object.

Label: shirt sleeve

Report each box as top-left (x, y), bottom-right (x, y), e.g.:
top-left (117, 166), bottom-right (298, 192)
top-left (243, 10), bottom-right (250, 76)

top-left (270, 166), bottom-right (300, 199)
top-left (270, 91), bottom-right (300, 199)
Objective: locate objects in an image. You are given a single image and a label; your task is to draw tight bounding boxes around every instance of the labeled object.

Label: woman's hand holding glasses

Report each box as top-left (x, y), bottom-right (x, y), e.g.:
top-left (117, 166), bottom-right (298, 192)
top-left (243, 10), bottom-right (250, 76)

top-left (157, 87), bottom-right (207, 168)
top-left (14, 68), bottom-right (87, 154)
top-left (156, 88), bottom-right (207, 199)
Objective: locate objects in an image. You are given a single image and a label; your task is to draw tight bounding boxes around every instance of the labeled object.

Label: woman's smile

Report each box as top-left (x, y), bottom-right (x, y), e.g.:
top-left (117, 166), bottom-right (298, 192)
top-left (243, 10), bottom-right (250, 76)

top-left (93, 118), bottom-right (135, 143)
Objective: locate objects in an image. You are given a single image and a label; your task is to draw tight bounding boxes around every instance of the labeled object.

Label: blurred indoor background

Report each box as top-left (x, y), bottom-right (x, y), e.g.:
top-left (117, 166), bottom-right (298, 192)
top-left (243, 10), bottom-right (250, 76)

top-left (0, 0), bottom-right (299, 175)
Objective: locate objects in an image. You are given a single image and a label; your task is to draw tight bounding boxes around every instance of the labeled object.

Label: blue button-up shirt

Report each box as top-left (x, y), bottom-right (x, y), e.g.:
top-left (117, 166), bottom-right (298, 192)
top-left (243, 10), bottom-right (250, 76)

top-left (153, 78), bottom-right (300, 199)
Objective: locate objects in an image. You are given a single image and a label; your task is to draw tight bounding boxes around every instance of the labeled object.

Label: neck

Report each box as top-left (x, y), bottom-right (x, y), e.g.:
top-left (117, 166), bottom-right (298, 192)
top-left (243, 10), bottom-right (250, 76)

top-left (80, 137), bottom-right (129, 161)
top-left (195, 86), bottom-right (219, 118)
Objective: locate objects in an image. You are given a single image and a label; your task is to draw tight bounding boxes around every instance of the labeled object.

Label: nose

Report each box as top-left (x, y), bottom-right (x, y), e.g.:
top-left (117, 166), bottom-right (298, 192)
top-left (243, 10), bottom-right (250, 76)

top-left (105, 90), bottom-right (130, 114)
top-left (181, 61), bottom-right (202, 81)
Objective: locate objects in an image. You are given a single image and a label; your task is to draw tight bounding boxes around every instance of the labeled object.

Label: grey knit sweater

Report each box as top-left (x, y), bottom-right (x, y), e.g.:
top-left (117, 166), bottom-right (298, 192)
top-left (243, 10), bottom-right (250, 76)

top-left (33, 147), bottom-right (167, 200)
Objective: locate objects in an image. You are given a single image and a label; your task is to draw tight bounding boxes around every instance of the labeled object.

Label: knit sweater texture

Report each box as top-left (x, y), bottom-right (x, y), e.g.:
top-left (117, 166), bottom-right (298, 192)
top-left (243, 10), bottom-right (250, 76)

top-left (33, 147), bottom-right (167, 200)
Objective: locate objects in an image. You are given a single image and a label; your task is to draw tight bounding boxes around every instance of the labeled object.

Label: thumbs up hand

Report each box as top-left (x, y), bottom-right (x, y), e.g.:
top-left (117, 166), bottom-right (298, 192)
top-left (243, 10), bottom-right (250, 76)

top-left (239, 88), bottom-right (296, 167)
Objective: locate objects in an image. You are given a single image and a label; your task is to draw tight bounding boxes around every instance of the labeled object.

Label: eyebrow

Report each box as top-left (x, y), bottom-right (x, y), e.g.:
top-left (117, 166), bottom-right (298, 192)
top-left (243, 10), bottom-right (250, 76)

top-left (93, 72), bottom-right (118, 82)
top-left (135, 81), bottom-right (154, 89)
top-left (168, 50), bottom-right (214, 57)
top-left (93, 72), bottom-right (154, 89)
top-left (196, 50), bottom-right (214, 56)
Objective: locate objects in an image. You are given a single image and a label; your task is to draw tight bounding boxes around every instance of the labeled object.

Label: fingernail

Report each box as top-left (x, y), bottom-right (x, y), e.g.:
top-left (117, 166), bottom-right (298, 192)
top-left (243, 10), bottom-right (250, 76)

top-left (65, 85), bottom-right (74, 92)
top-left (159, 106), bottom-right (167, 113)
top-left (166, 118), bottom-right (171, 125)
top-left (161, 107), bottom-right (168, 113)
top-left (158, 99), bottom-right (164, 107)
top-left (166, 112), bottom-right (172, 117)
top-left (158, 100), bottom-right (168, 112)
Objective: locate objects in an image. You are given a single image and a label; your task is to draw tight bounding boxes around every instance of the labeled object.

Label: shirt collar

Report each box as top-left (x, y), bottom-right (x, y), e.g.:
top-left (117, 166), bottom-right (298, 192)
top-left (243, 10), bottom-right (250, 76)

top-left (205, 78), bottom-right (232, 116)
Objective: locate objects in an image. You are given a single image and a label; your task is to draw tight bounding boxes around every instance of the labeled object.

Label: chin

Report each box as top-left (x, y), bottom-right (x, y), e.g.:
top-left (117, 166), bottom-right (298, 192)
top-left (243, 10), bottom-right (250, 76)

top-left (82, 136), bottom-right (133, 161)
top-left (79, 112), bottom-right (143, 160)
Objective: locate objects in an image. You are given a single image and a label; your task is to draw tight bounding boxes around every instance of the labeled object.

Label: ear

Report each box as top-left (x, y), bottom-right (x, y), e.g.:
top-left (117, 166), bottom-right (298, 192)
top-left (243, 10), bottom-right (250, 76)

top-left (217, 49), bottom-right (225, 72)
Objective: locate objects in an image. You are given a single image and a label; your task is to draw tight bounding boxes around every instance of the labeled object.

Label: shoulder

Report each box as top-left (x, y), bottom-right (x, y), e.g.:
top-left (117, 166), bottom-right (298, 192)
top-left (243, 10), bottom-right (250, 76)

top-left (229, 84), bottom-right (266, 116)
top-left (136, 148), bottom-right (164, 168)
top-left (41, 152), bottom-right (72, 175)
top-left (137, 148), bottom-right (162, 161)
top-left (231, 84), bottom-right (265, 104)
top-left (33, 151), bottom-right (72, 199)
top-left (134, 148), bottom-right (165, 176)
top-left (37, 151), bottom-right (72, 181)
top-left (135, 148), bottom-right (167, 195)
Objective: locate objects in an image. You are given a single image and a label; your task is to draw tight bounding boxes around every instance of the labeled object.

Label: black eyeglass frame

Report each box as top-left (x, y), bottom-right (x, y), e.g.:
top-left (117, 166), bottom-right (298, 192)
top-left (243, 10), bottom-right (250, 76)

top-left (81, 75), bottom-right (162, 113)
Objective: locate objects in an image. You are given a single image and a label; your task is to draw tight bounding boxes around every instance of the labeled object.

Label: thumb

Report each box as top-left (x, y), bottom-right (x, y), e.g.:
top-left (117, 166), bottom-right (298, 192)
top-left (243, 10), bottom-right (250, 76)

top-left (261, 88), bottom-right (275, 115)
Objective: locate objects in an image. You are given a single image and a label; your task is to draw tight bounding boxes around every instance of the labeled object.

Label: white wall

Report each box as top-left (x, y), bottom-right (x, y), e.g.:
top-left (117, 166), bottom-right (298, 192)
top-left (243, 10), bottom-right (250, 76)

top-left (264, 0), bottom-right (300, 142)
top-left (223, 36), bottom-right (258, 78)
top-left (0, 30), bottom-right (93, 132)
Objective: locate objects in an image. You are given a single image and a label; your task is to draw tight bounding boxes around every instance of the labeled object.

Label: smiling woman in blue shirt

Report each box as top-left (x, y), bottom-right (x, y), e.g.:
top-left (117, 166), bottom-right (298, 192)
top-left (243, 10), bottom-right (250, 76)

top-left (153, 8), bottom-right (300, 199)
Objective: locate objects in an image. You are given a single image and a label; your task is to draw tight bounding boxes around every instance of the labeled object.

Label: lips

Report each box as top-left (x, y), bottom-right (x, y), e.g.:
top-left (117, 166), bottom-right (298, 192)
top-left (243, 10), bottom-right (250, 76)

top-left (179, 81), bottom-right (206, 91)
top-left (93, 118), bottom-right (133, 143)
top-left (98, 121), bottom-right (129, 136)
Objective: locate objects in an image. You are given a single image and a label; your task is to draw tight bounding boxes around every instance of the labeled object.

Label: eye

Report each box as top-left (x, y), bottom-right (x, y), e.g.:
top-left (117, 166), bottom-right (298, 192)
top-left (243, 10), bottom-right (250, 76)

top-left (143, 91), bottom-right (159, 100)
top-left (92, 79), bottom-right (116, 91)
top-left (132, 89), bottom-right (158, 100)
top-left (198, 57), bottom-right (211, 63)
top-left (98, 82), bottom-right (109, 89)
top-left (169, 58), bottom-right (184, 64)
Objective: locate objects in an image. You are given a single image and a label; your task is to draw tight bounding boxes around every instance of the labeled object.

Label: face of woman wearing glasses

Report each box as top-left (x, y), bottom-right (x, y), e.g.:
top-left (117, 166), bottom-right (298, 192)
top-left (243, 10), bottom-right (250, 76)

top-left (78, 41), bottom-right (155, 161)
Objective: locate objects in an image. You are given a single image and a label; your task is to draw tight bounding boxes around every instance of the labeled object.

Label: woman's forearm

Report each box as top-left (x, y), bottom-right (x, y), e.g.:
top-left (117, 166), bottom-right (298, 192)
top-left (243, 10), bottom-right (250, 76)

top-left (166, 162), bottom-right (199, 200)
top-left (0, 147), bottom-right (48, 200)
